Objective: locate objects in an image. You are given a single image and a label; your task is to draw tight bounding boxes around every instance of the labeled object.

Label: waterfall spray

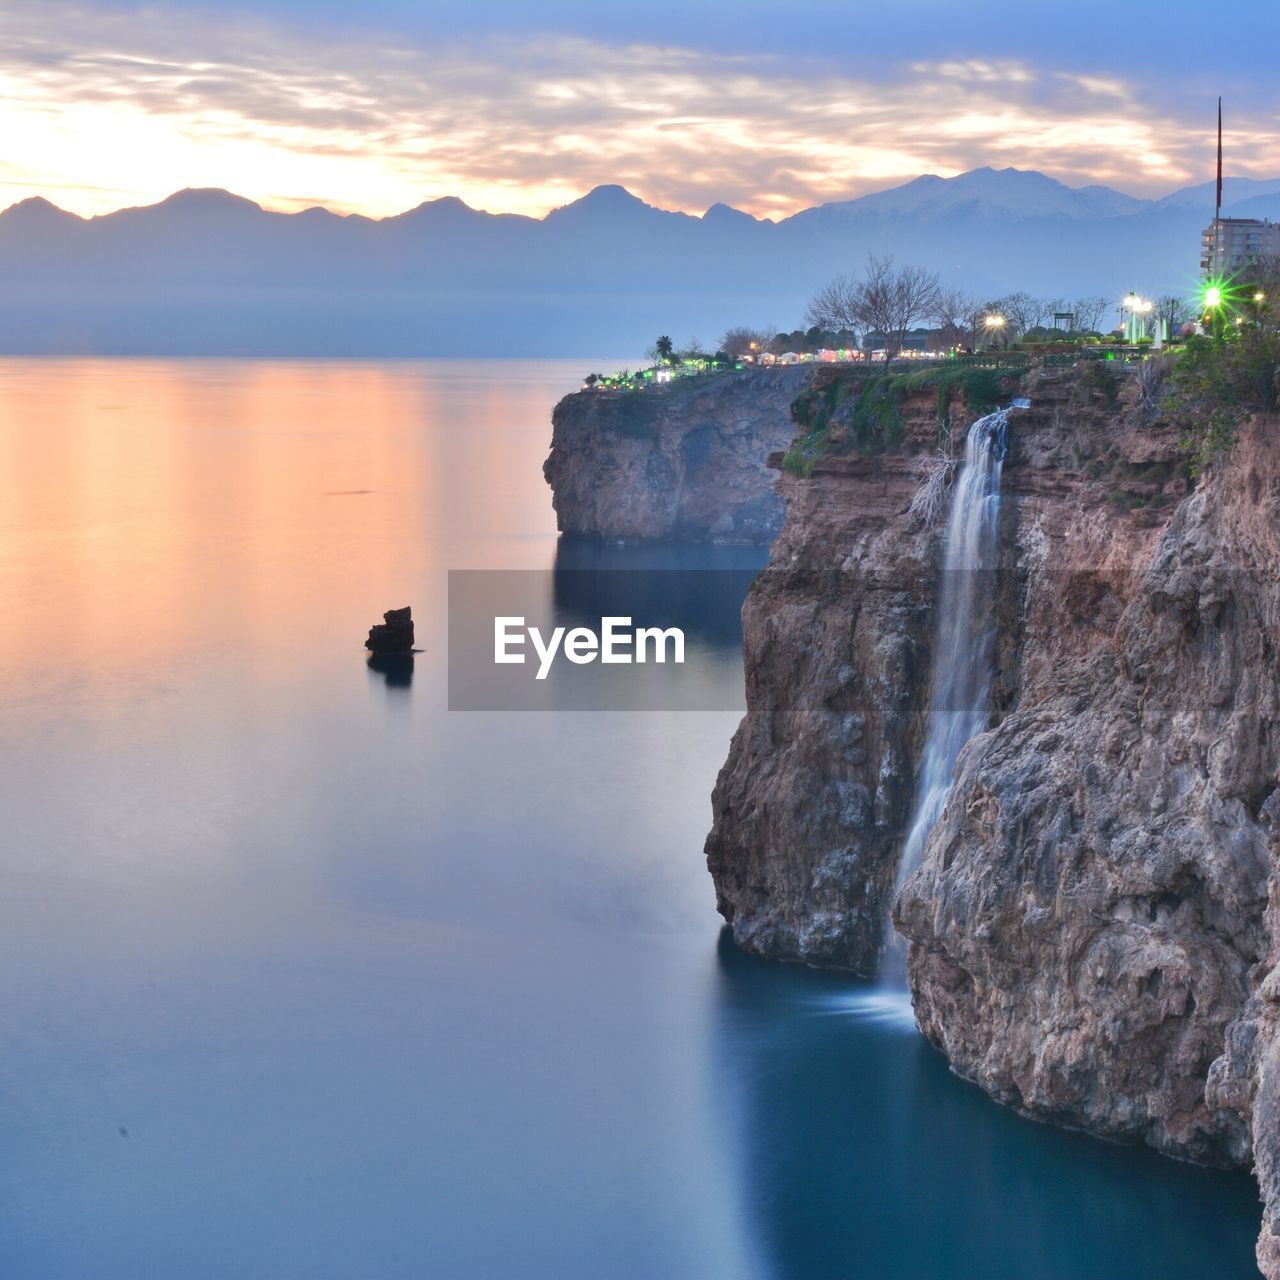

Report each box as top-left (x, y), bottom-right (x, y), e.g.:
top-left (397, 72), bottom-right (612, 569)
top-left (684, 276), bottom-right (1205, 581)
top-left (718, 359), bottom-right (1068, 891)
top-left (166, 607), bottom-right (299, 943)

top-left (881, 407), bottom-right (1010, 985)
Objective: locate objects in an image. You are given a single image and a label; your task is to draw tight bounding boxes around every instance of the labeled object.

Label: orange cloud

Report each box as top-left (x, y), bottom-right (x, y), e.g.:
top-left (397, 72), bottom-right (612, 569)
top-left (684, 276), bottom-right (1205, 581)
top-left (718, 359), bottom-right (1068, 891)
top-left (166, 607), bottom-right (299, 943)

top-left (0, 3), bottom-right (1275, 219)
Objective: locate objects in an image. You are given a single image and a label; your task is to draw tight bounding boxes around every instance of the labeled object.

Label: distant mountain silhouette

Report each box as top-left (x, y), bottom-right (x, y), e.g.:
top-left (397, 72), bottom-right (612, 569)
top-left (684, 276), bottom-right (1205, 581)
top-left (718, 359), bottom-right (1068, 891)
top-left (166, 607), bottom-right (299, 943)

top-left (790, 167), bottom-right (1151, 223)
top-left (2, 168), bottom-right (1277, 356)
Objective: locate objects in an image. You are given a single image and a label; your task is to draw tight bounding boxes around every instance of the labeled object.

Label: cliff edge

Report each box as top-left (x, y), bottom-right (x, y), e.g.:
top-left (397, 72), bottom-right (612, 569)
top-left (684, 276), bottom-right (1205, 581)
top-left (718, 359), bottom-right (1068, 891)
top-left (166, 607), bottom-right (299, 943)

top-left (705, 360), bottom-right (1280, 1271)
top-left (544, 366), bottom-right (809, 542)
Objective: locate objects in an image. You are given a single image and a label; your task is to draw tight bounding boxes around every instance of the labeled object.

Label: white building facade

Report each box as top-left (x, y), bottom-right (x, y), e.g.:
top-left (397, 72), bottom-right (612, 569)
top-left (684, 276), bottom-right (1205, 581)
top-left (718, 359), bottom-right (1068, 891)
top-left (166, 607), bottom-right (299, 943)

top-left (1202, 217), bottom-right (1280, 276)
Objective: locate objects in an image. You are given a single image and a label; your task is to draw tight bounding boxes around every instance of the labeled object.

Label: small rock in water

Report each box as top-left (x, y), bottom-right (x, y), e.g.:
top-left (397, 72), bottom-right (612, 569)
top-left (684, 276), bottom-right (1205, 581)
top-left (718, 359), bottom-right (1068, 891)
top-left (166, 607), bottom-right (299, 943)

top-left (365, 606), bottom-right (414, 654)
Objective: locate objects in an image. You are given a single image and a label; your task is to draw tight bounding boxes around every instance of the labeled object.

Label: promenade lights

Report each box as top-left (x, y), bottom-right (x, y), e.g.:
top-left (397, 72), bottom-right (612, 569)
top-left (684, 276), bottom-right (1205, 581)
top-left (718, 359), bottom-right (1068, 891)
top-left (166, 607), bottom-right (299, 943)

top-left (1136, 297), bottom-right (1152, 339)
top-left (1120, 292), bottom-right (1145, 342)
top-left (1199, 281), bottom-right (1227, 334)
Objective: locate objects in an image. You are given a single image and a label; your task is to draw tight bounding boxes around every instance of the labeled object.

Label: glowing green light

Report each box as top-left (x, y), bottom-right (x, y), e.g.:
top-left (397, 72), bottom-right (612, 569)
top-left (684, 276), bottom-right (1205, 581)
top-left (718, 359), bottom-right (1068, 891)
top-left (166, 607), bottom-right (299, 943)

top-left (1204, 286), bottom-right (1223, 308)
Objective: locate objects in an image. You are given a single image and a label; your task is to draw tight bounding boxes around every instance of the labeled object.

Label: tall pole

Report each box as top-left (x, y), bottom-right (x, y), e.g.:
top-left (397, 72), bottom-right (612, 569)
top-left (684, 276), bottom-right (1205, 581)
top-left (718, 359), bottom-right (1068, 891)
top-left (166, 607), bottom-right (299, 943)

top-left (1214, 97), bottom-right (1223, 277)
top-left (1216, 96), bottom-right (1223, 223)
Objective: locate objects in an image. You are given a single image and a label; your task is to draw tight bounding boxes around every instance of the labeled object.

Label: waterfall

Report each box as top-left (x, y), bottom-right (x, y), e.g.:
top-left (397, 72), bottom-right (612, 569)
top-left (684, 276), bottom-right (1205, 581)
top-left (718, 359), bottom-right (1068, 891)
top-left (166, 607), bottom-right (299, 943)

top-left (881, 407), bottom-right (1009, 985)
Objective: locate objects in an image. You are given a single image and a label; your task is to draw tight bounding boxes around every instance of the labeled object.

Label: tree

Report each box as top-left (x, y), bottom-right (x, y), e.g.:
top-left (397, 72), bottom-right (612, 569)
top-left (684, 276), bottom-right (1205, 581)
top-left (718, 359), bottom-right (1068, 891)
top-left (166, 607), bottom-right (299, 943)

top-left (1071, 295), bottom-right (1111, 334)
top-left (977, 308), bottom-right (1012, 349)
top-left (1255, 253), bottom-right (1280, 285)
top-left (806, 254), bottom-right (941, 361)
top-left (932, 288), bottom-right (979, 349)
top-left (1163, 326), bottom-right (1280, 473)
top-left (987, 292), bottom-right (1048, 337)
top-left (804, 275), bottom-right (860, 333)
top-left (655, 335), bottom-right (675, 364)
top-left (1154, 295), bottom-right (1191, 335)
top-left (720, 325), bottom-right (774, 358)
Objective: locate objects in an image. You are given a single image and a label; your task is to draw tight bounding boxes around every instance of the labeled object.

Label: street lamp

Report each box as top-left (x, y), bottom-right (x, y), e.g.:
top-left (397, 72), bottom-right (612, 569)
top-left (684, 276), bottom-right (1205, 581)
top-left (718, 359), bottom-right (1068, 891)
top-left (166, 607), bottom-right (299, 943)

top-left (1200, 282), bottom-right (1225, 335)
top-left (1120, 292), bottom-right (1150, 343)
top-left (977, 318), bottom-right (1008, 355)
top-left (1136, 298), bottom-right (1152, 342)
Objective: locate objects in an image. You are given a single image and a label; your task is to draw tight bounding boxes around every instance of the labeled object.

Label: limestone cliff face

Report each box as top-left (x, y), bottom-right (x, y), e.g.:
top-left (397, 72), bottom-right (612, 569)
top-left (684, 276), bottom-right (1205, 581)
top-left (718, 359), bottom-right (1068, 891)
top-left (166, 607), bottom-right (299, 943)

top-left (704, 401), bottom-right (945, 969)
top-left (544, 366), bottom-right (808, 542)
top-left (705, 362), bottom-right (1280, 1268)
top-left (897, 407), bottom-right (1278, 1169)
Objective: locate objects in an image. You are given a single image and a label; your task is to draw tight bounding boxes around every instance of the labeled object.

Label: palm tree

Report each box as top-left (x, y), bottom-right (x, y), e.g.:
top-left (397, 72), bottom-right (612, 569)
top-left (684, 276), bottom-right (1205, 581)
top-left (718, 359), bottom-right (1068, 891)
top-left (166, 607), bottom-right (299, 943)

top-left (655, 335), bottom-right (675, 364)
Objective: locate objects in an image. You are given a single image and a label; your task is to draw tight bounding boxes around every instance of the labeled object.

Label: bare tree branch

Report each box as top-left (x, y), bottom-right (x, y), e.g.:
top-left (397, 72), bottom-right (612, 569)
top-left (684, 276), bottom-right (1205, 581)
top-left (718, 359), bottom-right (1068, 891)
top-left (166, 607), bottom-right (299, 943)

top-left (1070, 295), bottom-right (1112, 333)
top-left (807, 255), bottom-right (941, 361)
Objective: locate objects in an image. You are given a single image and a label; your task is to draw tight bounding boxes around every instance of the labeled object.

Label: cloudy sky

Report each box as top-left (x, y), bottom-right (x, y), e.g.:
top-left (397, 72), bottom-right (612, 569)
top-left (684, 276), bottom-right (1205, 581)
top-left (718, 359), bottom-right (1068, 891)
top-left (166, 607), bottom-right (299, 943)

top-left (5, 0), bottom-right (1279, 219)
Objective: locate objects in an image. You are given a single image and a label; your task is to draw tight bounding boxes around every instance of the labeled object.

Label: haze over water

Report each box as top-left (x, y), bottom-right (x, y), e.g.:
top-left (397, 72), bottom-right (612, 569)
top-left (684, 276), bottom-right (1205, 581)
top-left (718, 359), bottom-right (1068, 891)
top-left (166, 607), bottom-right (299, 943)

top-left (0, 358), bottom-right (1260, 1278)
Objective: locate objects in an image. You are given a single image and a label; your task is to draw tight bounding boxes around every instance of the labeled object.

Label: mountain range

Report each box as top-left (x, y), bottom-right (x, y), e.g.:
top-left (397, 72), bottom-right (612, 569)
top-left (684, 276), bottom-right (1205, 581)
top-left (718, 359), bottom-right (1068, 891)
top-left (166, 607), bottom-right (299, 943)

top-left (2, 166), bottom-right (1277, 356)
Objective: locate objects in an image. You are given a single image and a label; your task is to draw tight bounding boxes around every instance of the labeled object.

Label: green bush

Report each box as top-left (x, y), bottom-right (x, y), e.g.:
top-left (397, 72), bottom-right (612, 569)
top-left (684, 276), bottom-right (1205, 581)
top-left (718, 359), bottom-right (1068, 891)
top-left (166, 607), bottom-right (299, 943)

top-left (782, 364), bottom-right (1021, 467)
top-left (1162, 331), bottom-right (1280, 475)
top-left (848, 377), bottom-right (903, 452)
top-left (781, 443), bottom-right (818, 477)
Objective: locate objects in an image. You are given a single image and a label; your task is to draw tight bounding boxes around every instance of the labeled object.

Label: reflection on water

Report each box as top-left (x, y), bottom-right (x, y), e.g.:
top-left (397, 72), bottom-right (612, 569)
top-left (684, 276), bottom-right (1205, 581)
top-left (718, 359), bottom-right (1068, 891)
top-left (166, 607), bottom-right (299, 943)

top-left (553, 537), bottom-right (767, 650)
top-left (0, 359), bottom-right (1262, 1280)
top-left (713, 933), bottom-right (1260, 1280)
top-left (367, 651), bottom-right (415, 688)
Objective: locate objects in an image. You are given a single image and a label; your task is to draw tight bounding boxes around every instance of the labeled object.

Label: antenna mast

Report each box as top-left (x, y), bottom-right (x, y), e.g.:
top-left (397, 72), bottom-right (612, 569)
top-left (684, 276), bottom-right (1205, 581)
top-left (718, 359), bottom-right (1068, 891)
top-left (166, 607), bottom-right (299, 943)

top-left (1216, 96), bottom-right (1223, 222)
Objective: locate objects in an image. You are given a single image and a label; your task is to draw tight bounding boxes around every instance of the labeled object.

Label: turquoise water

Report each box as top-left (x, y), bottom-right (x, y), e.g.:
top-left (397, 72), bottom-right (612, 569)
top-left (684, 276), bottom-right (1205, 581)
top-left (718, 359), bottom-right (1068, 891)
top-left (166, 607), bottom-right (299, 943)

top-left (0, 359), bottom-right (1260, 1278)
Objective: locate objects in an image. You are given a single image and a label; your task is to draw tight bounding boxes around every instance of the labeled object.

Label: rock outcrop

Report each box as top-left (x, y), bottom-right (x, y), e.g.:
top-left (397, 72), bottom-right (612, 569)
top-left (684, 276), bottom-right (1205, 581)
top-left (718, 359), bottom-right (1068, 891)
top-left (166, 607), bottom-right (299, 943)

top-left (365, 605), bottom-right (415, 653)
top-left (897, 407), bottom-right (1278, 1169)
top-left (544, 366), bottom-right (809, 543)
top-left (704, 361), bottom-right (1280, 1270)
top-left (704, 417), bottom-right (945, 969)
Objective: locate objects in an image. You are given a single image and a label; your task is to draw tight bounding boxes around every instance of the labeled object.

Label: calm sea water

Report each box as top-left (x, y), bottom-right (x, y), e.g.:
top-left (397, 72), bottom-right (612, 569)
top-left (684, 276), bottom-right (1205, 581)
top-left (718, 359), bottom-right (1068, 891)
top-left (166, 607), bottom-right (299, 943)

top-left (0, 358), bottom-right (1260, 1279)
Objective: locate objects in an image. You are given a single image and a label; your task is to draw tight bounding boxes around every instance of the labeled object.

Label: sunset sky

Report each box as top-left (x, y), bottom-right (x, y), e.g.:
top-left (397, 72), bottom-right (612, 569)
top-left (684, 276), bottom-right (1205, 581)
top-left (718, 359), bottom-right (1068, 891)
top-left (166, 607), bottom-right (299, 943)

top-left (6, 0), bottom-right (1279, 220)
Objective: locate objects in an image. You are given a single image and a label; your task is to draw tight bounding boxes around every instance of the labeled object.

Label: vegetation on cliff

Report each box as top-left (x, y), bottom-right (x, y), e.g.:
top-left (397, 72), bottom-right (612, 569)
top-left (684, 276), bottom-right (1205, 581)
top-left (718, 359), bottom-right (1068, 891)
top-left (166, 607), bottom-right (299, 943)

top-left (781, 364), bottom-right (1018, 475)
top-left (1162, 329), bottom-right (1280, 475)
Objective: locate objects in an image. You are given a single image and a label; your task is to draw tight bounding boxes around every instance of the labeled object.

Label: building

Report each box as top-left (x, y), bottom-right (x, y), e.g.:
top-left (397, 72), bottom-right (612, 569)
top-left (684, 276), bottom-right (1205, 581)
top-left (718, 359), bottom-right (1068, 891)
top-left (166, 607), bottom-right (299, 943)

top-left (1201, 217), bottom-right (1280, 277)
top-left (862, 327), bottom-right (937, 353)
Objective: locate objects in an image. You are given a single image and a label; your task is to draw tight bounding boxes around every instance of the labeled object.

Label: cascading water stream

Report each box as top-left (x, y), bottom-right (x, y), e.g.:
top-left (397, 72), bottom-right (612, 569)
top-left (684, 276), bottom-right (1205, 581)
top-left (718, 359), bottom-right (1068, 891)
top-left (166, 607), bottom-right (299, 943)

top-left (880, 407), bottom-right (1010, 987)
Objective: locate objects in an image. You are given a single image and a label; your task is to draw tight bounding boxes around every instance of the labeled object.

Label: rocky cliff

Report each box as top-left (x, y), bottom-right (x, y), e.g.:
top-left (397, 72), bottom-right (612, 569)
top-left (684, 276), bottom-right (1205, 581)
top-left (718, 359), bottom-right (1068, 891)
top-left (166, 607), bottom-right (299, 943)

top-left (544, 366), bottom-right (809, 542)
top-left (703, 395), bottom-right (946, 968)
top-left (704, 361), bottom-right (1280, 1272)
